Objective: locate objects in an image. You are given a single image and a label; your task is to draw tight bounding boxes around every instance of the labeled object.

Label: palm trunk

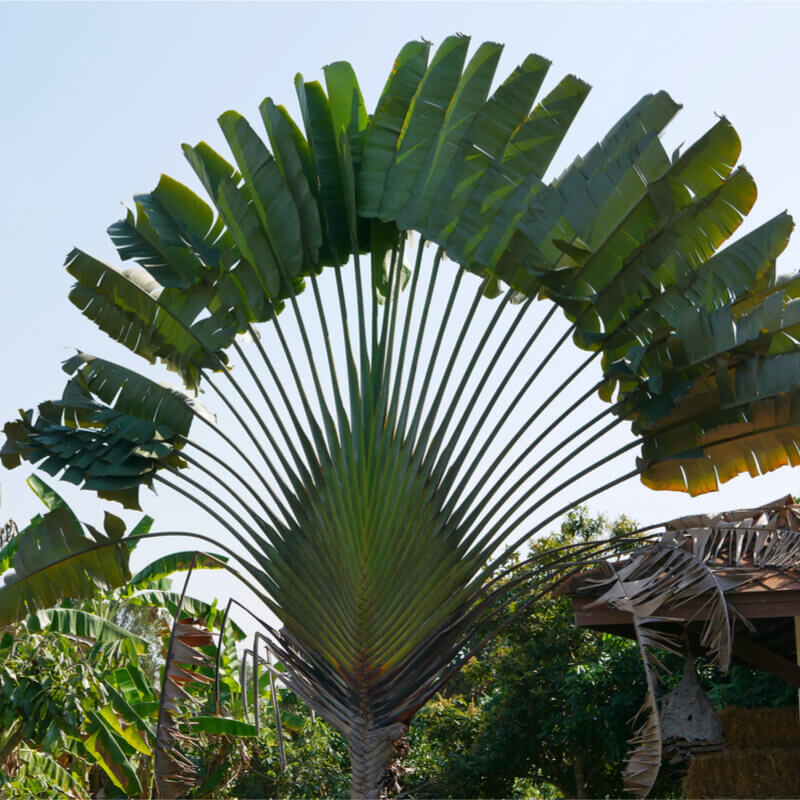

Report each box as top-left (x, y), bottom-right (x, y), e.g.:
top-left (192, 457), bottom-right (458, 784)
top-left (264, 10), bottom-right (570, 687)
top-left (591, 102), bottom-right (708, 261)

top-left (573, 755), bottom-right (587, 799)
top-left (347, 720), bottom-right (408, 799)
top-left (0, 718), bottom-right (24, 768)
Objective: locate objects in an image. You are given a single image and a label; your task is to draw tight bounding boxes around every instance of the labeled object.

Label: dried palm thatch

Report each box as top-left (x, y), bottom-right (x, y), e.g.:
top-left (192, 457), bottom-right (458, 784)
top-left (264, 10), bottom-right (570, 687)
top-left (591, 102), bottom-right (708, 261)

top-left (583, 495), bottom-right (800, 797)
top-left (717, 705), bottom-right (800, 749)
top-left (684, 707), bottom-right (800, 799)
top-left (685, 747), bottom-right (800, 799)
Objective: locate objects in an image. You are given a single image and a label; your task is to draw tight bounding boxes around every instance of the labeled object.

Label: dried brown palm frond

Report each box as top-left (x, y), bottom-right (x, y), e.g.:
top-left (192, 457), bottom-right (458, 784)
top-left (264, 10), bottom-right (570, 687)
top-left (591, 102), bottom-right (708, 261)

top-left (665, 494), bottom-right (800, 534)
top-left (665, 495), bottom-right (800, 573)
top-left (599, 561), bottom-right (691, 797)
top-left (621, 615), bottom-right (666, 796)
top-left (586, 539), bottom-right (740, 669)
top-left (154, 561), bottom-right (215, 799)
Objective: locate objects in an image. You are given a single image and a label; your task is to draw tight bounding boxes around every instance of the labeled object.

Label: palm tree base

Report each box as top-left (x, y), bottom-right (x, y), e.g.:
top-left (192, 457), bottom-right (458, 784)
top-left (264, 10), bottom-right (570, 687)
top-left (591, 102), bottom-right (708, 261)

top-left (347, 720), bottom-right (408, 799)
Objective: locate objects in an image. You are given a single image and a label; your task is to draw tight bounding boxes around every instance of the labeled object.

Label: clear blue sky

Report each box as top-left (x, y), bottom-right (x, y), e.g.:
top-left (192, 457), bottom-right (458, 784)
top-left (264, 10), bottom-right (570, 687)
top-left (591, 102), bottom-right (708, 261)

top-left (3, 1), bottom-right (800, 633)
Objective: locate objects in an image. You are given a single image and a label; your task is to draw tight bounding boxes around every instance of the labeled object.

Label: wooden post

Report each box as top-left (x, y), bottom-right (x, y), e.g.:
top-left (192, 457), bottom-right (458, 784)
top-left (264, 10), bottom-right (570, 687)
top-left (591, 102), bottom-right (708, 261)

top-left (795, 617), bottom-right (800, 719)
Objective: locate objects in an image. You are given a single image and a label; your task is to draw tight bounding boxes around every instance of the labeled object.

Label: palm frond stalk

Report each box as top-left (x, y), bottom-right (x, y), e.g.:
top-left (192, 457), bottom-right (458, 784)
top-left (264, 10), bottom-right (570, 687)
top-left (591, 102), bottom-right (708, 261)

top-left (4, 36), bottom-right (800, 797)
top-left (155, 556), bottom-right (215, 799)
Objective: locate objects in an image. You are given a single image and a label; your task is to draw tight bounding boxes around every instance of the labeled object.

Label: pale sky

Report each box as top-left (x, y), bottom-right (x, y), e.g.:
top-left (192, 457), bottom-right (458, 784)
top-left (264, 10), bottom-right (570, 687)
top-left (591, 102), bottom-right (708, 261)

top-left (2, 1), bottom-right (800, 637)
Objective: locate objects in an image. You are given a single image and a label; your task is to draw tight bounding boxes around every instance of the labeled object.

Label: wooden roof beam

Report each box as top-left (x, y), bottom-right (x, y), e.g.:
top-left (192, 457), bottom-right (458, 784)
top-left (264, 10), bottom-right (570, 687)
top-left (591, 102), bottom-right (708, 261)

top-left (731, 633), bottom-right (800, 689)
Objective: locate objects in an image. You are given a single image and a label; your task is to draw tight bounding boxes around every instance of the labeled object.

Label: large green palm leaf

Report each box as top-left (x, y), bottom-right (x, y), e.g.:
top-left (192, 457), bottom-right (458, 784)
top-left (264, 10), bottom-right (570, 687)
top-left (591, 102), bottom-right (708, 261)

top-left (4, 36), bottom-right (800, 796)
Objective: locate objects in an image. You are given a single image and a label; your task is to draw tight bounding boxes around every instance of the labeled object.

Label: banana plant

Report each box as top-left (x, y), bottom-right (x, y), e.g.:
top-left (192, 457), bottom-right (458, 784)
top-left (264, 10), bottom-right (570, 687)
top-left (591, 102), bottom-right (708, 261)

top-left (0, 477), bottom-right (244, 798)
top-left (4, 34), bottom-right (800, 796)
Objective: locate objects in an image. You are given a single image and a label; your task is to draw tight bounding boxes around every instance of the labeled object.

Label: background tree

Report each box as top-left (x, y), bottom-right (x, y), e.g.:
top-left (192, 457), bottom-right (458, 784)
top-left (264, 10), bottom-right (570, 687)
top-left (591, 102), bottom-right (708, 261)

top-left (403, 509), bottom-right (794, 800)
top-left (403, 509), bottom-right (671, 799)
top-left (4, 34), bottom-right (800, 797)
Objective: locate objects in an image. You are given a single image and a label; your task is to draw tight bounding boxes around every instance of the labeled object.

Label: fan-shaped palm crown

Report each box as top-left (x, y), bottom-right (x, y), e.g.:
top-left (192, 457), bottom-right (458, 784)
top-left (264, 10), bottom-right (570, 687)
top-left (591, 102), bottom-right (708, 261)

top-left (4, 35), bottom-right (800, 797)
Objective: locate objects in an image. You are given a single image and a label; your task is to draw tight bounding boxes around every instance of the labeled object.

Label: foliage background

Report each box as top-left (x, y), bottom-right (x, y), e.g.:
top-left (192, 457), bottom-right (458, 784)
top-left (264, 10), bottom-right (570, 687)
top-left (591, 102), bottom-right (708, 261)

top-left (4, 505), bottom-right (792, 799)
